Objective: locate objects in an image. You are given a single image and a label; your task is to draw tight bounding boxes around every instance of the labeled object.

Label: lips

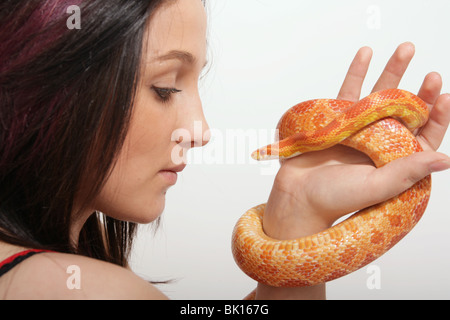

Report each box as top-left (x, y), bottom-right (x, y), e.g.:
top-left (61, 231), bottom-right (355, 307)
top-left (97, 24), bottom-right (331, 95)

top-left (159, 163), bottom-right (186, 185)
top-left (163, 163), bottom-right (187, 173)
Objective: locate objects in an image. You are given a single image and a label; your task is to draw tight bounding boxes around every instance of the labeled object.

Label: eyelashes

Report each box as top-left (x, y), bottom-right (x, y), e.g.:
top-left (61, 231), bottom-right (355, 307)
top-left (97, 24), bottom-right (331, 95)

top-left (151, 86), bottom-right (182, 103)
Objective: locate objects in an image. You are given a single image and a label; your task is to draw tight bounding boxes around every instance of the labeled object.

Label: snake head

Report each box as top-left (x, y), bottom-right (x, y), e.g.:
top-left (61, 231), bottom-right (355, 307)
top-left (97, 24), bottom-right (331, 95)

top-left (251, 145), bottom-right (280, 161)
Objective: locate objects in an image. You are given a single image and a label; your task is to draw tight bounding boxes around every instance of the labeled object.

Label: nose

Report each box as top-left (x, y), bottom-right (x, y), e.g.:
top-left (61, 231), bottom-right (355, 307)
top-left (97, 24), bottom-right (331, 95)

top-left (192, 119), bottom-right (210, 148)
top-left (174, 119), bottom-right (210, 149)
top-left (172, 96), bottom-right (210, 150)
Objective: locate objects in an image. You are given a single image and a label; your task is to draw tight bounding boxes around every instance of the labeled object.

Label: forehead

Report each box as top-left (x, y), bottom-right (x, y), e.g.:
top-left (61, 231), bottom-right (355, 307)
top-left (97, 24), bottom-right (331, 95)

top-left (144, 0), bottom-right (207, 63)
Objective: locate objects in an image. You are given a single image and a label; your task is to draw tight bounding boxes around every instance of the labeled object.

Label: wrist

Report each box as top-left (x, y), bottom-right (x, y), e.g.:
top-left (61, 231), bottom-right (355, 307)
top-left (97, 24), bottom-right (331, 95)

top-left (256, 282), bottom-right (325, 300)
top-left (264, 177), bottom-right (332, 240)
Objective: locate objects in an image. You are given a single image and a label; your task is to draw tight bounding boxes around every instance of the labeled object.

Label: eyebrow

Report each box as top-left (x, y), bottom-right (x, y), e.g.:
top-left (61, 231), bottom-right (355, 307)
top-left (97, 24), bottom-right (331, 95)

top-left (155, 50), bottom-right (196, 64)
top-left (152, 50), bottom-right (208, 68)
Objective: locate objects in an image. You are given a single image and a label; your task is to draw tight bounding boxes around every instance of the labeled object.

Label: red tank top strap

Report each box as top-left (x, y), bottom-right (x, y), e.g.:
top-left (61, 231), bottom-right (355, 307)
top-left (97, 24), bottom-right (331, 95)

top-left (0, 249), bottom-right (54, 277)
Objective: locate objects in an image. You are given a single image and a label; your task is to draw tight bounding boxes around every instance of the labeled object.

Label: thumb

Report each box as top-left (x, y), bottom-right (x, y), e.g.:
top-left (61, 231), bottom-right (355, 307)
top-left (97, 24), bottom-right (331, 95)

top-left (366, 151), bottom-right (449, 204)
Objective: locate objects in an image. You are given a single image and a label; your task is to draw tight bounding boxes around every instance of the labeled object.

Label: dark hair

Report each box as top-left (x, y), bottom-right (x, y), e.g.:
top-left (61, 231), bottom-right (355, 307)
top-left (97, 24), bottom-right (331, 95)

top-left (0, 0), bottom-right (167, 267)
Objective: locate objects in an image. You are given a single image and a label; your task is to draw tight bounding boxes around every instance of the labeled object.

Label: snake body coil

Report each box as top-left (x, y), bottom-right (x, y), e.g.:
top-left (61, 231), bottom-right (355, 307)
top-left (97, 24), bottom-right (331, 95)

top-left (232, 89), bottom-right (431, 287)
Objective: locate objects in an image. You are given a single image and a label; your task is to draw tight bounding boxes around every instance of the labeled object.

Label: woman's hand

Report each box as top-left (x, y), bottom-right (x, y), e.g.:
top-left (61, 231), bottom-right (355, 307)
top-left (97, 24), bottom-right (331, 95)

top-left (265, 42), bottom-right (450, 239)
top-left (256, 42), bottom-right (450, 300)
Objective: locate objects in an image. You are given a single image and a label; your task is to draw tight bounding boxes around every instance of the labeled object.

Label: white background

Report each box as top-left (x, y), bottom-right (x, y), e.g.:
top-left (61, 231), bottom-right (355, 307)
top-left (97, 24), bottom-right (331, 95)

top-left (130, 0), bottom-right (450, 300)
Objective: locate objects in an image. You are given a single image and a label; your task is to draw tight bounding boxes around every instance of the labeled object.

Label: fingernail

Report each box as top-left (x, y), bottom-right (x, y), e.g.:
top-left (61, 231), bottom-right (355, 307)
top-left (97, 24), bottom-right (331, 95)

top-left (430, 159), bottom-right (450, 172)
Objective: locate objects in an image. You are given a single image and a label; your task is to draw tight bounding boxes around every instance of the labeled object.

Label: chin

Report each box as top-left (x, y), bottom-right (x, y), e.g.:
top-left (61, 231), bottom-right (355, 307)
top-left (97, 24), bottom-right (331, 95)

top-left (100, 196), bottom-right (166, 225)
top-left (131, 211), bottom-right (164, 224)
top-left (127, 204), bottom-right (166, 225)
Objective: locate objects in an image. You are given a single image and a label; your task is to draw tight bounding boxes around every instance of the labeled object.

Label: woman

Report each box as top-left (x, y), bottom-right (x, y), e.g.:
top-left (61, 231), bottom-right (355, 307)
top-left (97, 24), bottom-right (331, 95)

top-left (0, 0), bottom-right (448, 299)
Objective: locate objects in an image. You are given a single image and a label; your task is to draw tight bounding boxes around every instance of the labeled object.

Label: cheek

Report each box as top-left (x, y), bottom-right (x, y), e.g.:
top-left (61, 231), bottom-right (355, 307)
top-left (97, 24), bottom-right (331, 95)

top-left (126, 89), bottom-right (178, 160)
top-left (95, 175), bottom-right (167, 223)
top-left (93, 145), bottom-right (167, 223)
top-left (93, 105), bottom-right (176, 223)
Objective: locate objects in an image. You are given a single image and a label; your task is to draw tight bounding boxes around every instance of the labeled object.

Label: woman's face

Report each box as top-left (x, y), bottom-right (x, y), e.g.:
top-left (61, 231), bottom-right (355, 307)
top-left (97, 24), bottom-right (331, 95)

top-left (92, 0), bottom-right (209, 223)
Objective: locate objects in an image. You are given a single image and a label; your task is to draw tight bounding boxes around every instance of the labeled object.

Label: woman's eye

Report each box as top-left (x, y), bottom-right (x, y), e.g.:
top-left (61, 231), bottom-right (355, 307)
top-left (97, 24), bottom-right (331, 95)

top-left (152, 86), bottom-right (182, 103)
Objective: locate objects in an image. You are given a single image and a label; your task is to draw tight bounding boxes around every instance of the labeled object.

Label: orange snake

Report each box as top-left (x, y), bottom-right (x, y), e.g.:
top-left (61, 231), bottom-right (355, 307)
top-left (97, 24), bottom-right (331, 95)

top-left (232, 89), bottom-right (431, 287)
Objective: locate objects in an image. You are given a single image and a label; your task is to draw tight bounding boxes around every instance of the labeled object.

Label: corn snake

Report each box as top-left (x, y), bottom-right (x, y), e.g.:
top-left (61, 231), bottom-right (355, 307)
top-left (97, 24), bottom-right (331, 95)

top-left (232, 89), bottom-right (431, 287)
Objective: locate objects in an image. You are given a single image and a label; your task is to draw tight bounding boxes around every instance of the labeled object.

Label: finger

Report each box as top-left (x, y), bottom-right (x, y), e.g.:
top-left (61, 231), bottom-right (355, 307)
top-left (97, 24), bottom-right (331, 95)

top-left (367, 151), bottom-right (450, 205)
top-left (417, 93), bottom-right (450, 151)
top-left (337, 46), bottom-right (373, 101)
top-left (417, 72), bottom-right (442, 107)
top-left (302, 150), bottom-right (449, 222)
top-left (412, 72), bottom-right (442, 137)
top-left (372, 42), bottom-right (415, 93)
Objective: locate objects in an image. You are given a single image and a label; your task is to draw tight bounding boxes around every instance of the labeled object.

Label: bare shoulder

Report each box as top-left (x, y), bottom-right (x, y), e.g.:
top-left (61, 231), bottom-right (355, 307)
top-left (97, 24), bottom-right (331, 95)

top-left (0, 251), bottom-right (167, 300)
